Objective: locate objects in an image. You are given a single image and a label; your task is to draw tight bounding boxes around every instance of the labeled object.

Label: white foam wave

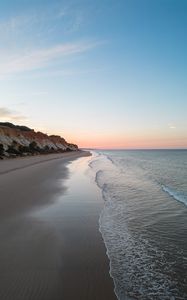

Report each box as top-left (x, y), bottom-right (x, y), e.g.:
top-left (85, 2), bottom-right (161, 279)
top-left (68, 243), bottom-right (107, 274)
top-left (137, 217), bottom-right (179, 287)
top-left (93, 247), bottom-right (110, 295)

top-left (162, 185), bottom-right (187, 207)
top-left (89, 152), bottom-right (187, 300)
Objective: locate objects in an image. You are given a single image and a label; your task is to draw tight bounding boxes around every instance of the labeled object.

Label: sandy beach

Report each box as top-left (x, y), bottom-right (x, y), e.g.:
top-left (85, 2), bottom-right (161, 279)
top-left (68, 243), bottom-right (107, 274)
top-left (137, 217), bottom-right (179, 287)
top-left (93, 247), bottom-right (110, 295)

top-left (0, 151), bottom-right (116, 300)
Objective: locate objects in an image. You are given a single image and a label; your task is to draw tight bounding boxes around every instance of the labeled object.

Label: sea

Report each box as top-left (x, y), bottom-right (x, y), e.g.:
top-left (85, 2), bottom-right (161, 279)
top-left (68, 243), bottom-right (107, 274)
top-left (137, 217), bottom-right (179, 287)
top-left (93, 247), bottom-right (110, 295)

top-left (88, 150), bottom-right (187, 300)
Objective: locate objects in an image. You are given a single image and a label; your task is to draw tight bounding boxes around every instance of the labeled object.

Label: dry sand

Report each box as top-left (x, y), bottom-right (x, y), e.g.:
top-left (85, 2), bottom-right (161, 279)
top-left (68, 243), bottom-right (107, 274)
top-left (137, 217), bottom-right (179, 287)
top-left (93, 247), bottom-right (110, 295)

top-left (0, 151), bottom-right (116, 300)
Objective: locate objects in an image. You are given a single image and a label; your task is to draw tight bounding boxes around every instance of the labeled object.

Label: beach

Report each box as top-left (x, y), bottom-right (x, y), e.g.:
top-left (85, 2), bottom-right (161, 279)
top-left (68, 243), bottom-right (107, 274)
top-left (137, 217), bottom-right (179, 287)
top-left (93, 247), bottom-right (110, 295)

top-left (0, 152), bottom-right (116, 300)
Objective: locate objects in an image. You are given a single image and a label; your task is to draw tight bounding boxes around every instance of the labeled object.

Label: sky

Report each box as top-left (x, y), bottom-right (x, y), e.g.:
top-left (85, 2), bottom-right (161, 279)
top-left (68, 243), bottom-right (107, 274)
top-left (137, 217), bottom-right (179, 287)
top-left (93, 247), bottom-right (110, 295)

top-left (0, 0), bottom-right (186, 149)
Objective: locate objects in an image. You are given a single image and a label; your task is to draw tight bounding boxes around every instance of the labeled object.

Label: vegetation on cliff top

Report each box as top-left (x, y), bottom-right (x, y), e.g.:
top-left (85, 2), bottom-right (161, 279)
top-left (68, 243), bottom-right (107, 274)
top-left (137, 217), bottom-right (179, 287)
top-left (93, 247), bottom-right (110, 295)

top-left (0, 122), bottom-right (32, 132)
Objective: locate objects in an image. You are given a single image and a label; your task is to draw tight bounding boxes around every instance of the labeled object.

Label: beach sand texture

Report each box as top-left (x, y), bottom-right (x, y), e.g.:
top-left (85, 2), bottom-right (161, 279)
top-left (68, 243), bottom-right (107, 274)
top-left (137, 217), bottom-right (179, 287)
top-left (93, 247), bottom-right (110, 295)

top-left (0, 152), bottom-right (116, 300)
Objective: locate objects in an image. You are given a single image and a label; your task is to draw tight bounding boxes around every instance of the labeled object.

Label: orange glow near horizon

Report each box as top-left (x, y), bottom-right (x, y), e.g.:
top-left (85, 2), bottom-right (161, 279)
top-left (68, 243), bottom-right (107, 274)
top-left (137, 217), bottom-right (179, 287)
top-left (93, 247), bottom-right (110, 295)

top-left (55, 130), bottom-right (187, 150)
top-left (32, 124), bottom-right (187, 150)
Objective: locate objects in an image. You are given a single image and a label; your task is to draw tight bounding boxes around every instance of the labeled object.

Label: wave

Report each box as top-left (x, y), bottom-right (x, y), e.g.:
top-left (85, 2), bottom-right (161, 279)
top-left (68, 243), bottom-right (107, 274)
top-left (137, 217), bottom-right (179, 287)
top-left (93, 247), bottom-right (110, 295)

top-left (88, 151), bottom-right (187, 299)
top-left (104, 154), bottom-right (116, 165)
top-left (162, 185), bottom-right (187, 207)
top-left (89, 154), bottom-right (176, 299)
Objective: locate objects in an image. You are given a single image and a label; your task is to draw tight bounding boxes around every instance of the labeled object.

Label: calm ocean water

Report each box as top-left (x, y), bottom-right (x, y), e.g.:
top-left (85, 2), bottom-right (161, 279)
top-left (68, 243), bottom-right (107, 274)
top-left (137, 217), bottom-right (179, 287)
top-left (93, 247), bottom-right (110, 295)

top-left (89, 150), bottom-right (187, 300)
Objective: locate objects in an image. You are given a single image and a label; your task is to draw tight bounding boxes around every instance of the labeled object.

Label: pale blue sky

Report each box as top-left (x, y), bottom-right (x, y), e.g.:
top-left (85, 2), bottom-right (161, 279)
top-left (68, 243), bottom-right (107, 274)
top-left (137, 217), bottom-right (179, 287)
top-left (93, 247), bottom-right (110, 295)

top-left (0, 0), bottom-right (186, 148)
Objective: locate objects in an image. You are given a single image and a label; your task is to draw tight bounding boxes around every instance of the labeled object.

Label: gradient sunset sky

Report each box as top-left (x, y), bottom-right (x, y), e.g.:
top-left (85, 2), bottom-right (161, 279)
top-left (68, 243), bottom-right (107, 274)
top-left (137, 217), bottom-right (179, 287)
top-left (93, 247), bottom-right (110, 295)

top-left (0, 0), bottom-right (186, 149)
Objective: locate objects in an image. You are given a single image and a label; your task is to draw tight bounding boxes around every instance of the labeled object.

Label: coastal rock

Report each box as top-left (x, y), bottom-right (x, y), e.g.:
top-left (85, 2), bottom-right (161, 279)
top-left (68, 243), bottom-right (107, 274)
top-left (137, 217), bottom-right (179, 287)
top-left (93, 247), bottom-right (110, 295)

top-left (0, 122), bottom-right (78, 158)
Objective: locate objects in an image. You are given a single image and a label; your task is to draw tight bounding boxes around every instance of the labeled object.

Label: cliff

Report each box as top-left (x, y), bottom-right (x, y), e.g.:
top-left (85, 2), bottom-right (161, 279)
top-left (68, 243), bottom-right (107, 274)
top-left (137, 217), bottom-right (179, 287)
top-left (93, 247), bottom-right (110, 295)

top-left (0, 122), bottom-right (78, 159)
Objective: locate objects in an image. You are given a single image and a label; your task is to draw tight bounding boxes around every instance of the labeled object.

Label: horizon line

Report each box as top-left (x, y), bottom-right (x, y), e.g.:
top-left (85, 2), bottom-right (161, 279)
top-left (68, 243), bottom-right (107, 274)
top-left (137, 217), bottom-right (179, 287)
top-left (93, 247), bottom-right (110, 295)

top-left (81, 147), bottom-right (187, 151)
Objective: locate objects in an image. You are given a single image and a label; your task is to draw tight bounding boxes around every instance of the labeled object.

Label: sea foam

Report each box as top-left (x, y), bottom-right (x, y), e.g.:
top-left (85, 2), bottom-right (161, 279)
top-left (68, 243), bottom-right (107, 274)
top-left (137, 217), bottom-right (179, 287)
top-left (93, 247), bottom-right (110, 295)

top-left (89, 150), bottom-right (187, 300)
top-left (162, 185), bottom-right (187, 207)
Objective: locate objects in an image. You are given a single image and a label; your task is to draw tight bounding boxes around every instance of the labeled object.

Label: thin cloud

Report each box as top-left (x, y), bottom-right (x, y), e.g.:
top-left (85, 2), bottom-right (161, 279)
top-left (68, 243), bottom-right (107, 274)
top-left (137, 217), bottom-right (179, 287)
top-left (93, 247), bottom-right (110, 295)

top-left (7, 67), bottom-right (104, 80)
top-left (0, 6), bottom-right (102, 80)
top-left (0, 107), bottom-right (27, 122)
top-left (8, 92), bottom-right (48, 97)
top-left (0, 13), bottom-right (39, 40)
top-left (53, 5), bottom-right (85, 33)
top-left (0, 15), bottom-right (28, 33)
top-left (168, 123), bottom-right (176, 129)
top-left (0, 41), bottom-right (99, 79)
top-left (0, 5), bottom-right (85, 40)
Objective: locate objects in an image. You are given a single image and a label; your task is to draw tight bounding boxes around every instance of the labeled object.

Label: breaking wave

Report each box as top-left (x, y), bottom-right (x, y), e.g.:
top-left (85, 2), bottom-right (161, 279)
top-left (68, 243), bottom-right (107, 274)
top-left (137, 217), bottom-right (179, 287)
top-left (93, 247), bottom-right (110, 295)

top-left (89, 150), bottom-right (187, 300)
top-left (162, 185), bottom-right (187, 207)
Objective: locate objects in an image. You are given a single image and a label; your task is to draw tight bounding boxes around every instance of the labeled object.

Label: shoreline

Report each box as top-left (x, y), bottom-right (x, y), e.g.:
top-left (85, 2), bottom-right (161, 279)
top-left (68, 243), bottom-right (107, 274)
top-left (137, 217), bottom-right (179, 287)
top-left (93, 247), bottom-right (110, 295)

top-left (0, 150), bottom-right (90, 175)
top-left (0, 151), bottom-right (116, 299)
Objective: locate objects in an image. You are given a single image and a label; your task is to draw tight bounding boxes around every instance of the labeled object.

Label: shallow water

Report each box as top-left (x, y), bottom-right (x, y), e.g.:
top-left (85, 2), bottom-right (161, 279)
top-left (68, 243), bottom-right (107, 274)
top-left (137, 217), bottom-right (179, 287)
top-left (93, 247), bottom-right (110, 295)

top-left (89, 150), bottom-right (187, 300)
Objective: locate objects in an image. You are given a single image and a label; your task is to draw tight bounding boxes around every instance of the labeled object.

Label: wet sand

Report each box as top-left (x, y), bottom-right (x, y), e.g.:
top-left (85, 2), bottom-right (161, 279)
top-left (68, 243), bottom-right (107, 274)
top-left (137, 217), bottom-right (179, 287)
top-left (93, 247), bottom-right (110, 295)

top-left (0, 152), bottom-right (116, 300)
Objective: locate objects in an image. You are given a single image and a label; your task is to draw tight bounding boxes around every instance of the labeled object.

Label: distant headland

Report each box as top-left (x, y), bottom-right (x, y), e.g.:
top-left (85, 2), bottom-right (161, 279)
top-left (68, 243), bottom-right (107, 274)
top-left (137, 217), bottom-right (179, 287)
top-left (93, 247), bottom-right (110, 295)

top-left (0, 122), bottom-right (78, 159)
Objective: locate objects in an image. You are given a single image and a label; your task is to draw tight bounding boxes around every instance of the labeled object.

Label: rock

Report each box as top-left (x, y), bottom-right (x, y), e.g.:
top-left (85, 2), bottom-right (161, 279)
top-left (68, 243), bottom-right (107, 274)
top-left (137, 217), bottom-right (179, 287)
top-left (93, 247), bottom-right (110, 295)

top-left (0, 123), bottom-right (79, 158)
